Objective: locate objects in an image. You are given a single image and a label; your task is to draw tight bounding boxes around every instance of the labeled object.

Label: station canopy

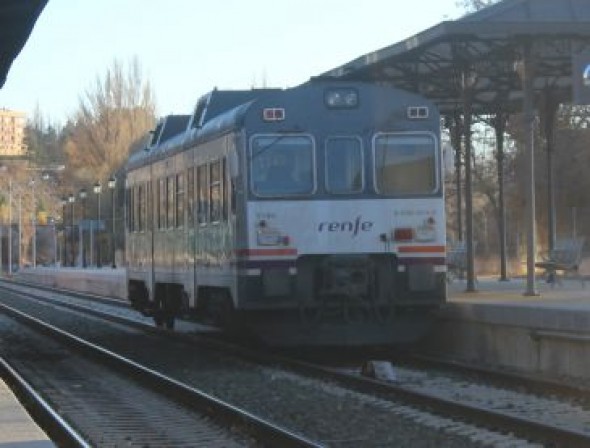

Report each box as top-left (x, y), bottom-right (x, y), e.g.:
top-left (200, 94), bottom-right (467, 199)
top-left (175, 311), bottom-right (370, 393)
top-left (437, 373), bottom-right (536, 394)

top-left (322, 0), bottom-right (590, 114)
top-left (0, 0), bottom-right (48, 88)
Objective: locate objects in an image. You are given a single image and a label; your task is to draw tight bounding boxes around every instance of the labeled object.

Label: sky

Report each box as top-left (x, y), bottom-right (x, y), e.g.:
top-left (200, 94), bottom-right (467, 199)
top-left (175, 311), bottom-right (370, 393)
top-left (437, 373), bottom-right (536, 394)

top-left (0, 0), bottom-right (464, 126)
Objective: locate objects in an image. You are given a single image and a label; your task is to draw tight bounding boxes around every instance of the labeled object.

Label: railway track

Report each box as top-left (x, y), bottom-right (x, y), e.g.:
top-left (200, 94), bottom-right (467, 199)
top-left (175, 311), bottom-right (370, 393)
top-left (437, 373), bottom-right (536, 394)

top-left (1, 279), bottom-right (589, 446)
top-left (0, 355), bottom-right (89, 447)
top-left (0, 290), bottom-right (319, 446)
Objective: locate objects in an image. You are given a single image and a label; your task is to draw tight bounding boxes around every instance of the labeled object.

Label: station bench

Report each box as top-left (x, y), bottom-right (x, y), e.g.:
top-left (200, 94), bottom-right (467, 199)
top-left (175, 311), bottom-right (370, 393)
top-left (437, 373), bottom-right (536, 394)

top-left (535, 237), bottom-right (585, 287)
top-left (446, 241), bottom-right (467, 282)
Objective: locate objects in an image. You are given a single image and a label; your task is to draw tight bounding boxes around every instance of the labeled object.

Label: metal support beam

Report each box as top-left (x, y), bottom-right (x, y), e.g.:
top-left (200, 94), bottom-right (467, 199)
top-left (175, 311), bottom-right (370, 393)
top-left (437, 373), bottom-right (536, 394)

top-left (520, 41), bottom-right (539, 296)
top-left (539, 87), bottom-right (559, 254)
top-left (462, 69), bottom-right (477, 292)
top-left (493, 111), bottom-right (509, 281)
top-left (451, 112), bottom-right (464, 242)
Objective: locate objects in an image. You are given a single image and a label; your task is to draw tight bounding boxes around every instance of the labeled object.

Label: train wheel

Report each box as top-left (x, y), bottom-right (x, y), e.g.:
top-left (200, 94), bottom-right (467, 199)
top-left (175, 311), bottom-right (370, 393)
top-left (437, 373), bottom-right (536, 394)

top-left (374, 301), bottom-right (395, 322)
top-left (298, 300), bottom-right (321, 323)
top-left (207, 289), bottom-right (234, 327)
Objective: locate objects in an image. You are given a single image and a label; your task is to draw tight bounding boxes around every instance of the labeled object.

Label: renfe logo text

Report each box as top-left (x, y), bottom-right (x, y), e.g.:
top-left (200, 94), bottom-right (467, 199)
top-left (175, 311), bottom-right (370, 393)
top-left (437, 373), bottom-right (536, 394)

top-left (318, 216), bottom-right (373, 237)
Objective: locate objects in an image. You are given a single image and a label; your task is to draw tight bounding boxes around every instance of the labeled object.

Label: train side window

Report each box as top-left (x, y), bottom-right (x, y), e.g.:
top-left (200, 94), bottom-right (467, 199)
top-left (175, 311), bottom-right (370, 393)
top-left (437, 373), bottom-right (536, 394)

top-left (197, 164), bottom-right (208, 224)
top-left (154, 181), bottom-right (158, 230)
top-left (147, 181), bottom-right (153, 232)
top-left (125, 187), bottom-right (131, 232)
top-left (141, 183), bottom-right (148, 231)
top-left (167, 176), bottom-right (174, 229)
top-left (222, 159), bottom-right (228, 221)
top-left (138, 184), bottom-right (144, 232)
top-left (209, 160), bottom-right (221, 223)
top-left (187, 167), bottom-right (195, 226)
top-left (176, 173), bottom-right (185, 228)
top-left (127, 187), bottom-right (134, 232)
top-left (133, 187), bottom-right (137, 232)
top-left (133, 186), bottom-right (140, 232)
top-left (133, 185), bottom-right (138, 232)
top-left (154, 181), bottom-right (159, 229)
top-left (374, 133), bottom-right (437, 195)
top-left (158, 178), bottom-right (166, 230)
top-left (130, 187), bottom-right (135, 232)
top-left (325, 137), bottom-right (363, 194)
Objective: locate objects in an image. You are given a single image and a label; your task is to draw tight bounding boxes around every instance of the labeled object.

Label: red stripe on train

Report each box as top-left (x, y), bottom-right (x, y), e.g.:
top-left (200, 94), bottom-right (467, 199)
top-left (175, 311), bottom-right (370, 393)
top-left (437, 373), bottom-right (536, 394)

top-left (235, 248), bottom-right (298, 257)
top-left (397, 245), bottom-right (446, 254)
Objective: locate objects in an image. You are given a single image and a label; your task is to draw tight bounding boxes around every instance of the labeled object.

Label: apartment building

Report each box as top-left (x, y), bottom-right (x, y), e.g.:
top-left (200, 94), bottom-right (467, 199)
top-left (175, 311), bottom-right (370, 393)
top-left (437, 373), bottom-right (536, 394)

top-left (0, 108), bottom-right (26, 156)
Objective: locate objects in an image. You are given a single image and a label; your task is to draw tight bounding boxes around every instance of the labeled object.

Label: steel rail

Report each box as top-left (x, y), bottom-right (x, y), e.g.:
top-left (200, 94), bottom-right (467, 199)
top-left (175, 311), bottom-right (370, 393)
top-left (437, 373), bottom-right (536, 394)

top-left (0, 302), bottom-right (323, 448)
top-left (267, 354), bottom-right (590, 448)
top-left (407, 353), bottom-right (590, 400)
top-left (0, 356), bottom-right (90, 447)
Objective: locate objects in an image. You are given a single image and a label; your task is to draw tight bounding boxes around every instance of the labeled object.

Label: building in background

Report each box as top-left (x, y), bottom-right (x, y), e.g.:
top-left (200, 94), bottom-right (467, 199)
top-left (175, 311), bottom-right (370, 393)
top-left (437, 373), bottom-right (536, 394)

top-left (0, 108), bottom-right (26, 157)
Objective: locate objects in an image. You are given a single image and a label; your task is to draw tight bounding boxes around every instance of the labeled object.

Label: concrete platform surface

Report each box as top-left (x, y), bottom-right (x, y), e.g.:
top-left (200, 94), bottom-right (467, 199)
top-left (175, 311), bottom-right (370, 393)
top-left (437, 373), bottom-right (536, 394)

top-left (449, 275), bottom-right (589, 305)
top-left (0, 378), bottom-right (54, 447)
top-left (446, 276), bottom-right (590, 332)
top-left (15, 266), bottom-right (126, 300)
top-left (423, 276), bottom-right (590, 381)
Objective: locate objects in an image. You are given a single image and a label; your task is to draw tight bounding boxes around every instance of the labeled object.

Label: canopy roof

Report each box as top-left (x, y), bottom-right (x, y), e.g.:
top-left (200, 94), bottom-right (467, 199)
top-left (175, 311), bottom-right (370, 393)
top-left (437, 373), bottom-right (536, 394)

top-left (323, 0), bottom-right (590, 113)
top-left (0, 0), bottom-right (48, 88)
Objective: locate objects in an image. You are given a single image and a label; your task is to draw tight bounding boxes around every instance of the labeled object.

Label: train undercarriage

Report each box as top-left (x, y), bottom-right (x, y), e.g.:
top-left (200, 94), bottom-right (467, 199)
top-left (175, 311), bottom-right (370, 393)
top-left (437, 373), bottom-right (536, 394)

top-left (127, 253), bottom-right (445, 345)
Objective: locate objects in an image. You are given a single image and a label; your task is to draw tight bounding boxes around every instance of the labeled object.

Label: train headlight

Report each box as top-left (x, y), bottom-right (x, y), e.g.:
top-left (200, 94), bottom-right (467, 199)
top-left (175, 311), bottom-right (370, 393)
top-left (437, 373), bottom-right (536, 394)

top-left (256, 227), bottom-right (291, 247)
top-left (257, 229), bottom-right (282, 246)
top-left (324, 88), bottom-right (359, 109)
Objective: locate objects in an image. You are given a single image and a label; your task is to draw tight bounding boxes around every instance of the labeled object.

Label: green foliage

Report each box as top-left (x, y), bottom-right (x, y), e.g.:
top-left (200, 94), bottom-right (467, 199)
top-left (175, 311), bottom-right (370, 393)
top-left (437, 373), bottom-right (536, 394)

top-left (25, 105), bottom-right (65, 167)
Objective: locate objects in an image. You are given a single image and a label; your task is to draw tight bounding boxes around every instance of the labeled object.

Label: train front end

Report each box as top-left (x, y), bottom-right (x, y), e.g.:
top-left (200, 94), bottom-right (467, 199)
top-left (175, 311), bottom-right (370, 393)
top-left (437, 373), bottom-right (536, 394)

top-left (235, 81), bottom-right (446, 346)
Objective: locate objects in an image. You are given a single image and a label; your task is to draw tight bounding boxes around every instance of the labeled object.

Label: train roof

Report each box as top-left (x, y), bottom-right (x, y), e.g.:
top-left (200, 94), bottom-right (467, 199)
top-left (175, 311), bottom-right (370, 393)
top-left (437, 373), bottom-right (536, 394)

top-left (148, 114), bottom-right (191, 148)
top-left (126, 88), bottom-right (281, 171)
top-left (190, 88), bottom-right (281, 129)
top-left (125, 80), bottom-right (439, 172)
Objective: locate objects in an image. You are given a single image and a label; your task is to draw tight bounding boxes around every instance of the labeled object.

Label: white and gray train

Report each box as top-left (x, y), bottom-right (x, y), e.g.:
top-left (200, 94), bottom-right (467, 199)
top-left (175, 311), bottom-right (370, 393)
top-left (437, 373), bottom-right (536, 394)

top-left (125, 79), bottom-right (447, 345)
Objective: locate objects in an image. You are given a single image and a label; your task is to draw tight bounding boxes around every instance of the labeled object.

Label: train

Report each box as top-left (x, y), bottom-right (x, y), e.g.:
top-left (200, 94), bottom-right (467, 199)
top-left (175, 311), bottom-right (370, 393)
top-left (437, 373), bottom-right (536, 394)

top-left (124, 78), bottom-right (446, 345)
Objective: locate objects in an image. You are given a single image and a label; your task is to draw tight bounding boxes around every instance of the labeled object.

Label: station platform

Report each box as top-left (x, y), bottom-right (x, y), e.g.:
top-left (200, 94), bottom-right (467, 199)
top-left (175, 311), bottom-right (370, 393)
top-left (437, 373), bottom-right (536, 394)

top-left (14, 266), bottom-right (126, 300)
top-left (449, 274), bottom-right (588, 305)
top-left (0, 378), bottom-right (55, 447)
top-left (422, 276), bottom-right (590, 382)
top-left (447, 274), bottom-right (590, 322)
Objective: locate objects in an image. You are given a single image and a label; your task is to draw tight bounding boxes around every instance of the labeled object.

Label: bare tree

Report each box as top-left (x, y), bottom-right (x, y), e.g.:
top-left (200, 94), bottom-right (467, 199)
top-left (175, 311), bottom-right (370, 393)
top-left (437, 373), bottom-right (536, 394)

top-left (63, 57), bottom-right (156, 185)
top-left (456, 0), bottom-right (499, 13)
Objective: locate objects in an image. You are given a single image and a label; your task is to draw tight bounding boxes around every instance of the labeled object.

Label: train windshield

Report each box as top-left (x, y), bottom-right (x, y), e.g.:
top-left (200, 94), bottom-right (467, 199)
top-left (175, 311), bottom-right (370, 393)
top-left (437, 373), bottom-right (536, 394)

top-left (325, 137), bottom-right (363, 194)
top-left (374, 133), bottom-right (437, 195)
top-left (250, 134), bottom-right (314, 196)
